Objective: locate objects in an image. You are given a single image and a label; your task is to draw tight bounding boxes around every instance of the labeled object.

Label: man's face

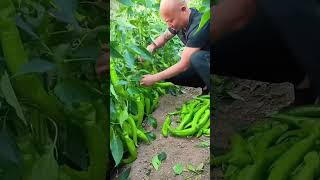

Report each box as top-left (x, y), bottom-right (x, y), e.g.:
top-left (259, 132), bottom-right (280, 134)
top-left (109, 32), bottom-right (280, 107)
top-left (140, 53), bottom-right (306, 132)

top-left (161, 7), bottom-right (186, 31)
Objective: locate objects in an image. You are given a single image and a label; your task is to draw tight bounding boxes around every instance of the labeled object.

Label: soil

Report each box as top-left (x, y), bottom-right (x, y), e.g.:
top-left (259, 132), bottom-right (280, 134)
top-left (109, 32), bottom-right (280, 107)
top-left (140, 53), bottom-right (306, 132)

top-left (112, 87), bottom-right (210, 180)
top-left (211, 78), bottom-right (295, 180)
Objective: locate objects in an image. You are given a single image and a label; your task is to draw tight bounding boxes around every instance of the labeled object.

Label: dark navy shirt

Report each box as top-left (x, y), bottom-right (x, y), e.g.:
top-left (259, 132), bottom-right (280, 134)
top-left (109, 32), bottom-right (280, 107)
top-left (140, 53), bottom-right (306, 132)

top-left (168, 8), bottom-right (210, 51)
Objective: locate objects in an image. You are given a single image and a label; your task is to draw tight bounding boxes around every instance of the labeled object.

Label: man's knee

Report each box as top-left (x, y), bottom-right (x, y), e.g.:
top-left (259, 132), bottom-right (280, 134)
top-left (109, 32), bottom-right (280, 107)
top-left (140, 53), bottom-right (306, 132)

top-left (190, 51), bottom-right (210, 69)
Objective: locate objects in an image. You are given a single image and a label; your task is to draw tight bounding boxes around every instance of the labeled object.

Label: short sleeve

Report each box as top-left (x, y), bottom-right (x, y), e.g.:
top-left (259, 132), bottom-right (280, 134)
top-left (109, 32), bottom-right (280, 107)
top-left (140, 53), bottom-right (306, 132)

top-left (186, 21), bottom-right (210, 49)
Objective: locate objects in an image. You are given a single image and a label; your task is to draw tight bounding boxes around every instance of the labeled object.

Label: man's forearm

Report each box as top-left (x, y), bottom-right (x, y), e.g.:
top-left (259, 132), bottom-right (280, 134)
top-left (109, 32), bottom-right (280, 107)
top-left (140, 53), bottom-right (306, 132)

top-left (153, 34), bottom-right (168, 50)
top-left (154, 60), bottom-right (189, 81)
top-left (154, 47), bottom-right (200, 81)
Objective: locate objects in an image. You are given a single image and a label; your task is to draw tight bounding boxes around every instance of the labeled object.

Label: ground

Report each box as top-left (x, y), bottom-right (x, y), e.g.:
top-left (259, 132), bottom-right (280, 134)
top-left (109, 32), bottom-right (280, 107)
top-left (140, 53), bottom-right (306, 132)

top-left (111, 87), bottom-right (210, 180)
top-left (211, 78), bottom-right (295, 180)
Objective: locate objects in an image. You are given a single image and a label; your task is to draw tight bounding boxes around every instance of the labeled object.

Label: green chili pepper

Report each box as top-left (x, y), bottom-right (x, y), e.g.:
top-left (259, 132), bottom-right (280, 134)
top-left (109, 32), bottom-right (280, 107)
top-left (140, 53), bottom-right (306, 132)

top-left (275, 129), bottom-right (306, 144)
top-left (196, 129), bottom-right (203, 138)
top-left (197, 109), bottom-right (210, 128)
top-left (170, 123), bottom-right (199, 137)
top-left (267, 131), bottom-right (319, 180)
top-left (291, 151), bottom-right (320, 180)
top-left (144, 96), bottom-right (151, 115)
top-left (176, 104), bottom-right (202, 130)
top-left (110, 63), bottom-right (127, 97)
top-left (127, 116), bottom-right (138, 147)
top-left (0, 0), bottom-right (65, 122)
top-left (224, 165), bottom-right (240, 180)
top-left (228, 133), bottom-right (252, 167)
top-left (192, 101), bottom-right (210, 124)
top-left (162, 116), bottom-right (171, 137)
top-left (254, 125), bottom-right (288, 156)
top-left (133, 95), bottom-right (144, 127)
top-left (84, 121), bottom-right (107, 180)
top-left (154, 82), bottom-right (174, 88)
top-left (121, 133), bottom-right (137, 164)
top-left (156, 87), bottom-right (166, 95)
top-left (203, 128), bottom-right (210, 135)
top-left (270, 114), bottom-right (318, 129)
top-left (245, 141), bottom-right (293, 180)
top-left (201, 118), bottom-right (210, 130)
top-left (136, 128), bottom-right (150, 144)
top-left (284, 105), bottom-right (320, 117)
top-left (151, 91), bottom-right (159, 111)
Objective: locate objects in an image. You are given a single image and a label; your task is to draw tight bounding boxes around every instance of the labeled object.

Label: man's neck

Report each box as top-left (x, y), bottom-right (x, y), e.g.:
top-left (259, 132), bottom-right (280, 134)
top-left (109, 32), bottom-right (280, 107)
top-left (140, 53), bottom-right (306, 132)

top-left (183, 8), bottom-right (192, 30)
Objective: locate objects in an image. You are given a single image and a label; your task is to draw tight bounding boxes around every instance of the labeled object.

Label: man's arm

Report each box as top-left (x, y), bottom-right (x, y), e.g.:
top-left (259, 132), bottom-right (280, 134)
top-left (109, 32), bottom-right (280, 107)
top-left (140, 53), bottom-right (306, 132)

top-left (140, 47), bottom-right (200, 86)
top-left (147, 29), bottom-right (175, 53)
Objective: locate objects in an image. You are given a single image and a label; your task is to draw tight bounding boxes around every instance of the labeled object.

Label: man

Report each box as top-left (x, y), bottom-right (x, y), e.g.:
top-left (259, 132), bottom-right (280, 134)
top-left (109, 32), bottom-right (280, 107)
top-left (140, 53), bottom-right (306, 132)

top-left (139, 0), bottom-right (210, 94)
top-left (211, 0), bottom-right (320, 105)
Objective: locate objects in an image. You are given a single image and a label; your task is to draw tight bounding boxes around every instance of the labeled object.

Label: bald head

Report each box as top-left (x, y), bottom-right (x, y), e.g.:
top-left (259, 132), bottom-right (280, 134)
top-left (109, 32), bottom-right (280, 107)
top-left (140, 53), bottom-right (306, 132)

top-left (160, 0), bottom-right (186, 14)
top-left (159, 0), bottom-right (190, 30)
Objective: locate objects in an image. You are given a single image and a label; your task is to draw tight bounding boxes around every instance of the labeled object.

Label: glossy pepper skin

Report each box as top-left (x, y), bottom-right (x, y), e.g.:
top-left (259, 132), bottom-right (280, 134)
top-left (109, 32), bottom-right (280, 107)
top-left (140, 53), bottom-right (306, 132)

top-left (121, 133), bottom-right (137, 164)
top-left (162, 116), bottom-right (171, 137)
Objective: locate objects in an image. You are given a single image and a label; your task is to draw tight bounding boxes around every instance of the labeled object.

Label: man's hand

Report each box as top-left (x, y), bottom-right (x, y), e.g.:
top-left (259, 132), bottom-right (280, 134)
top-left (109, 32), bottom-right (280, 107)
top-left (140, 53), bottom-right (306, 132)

top-left (140, 74), bottom-right (159, 86)
top-left (147, 43), bottom-right (156, 54)
top-left (138, 43), bottom-right (156, 62)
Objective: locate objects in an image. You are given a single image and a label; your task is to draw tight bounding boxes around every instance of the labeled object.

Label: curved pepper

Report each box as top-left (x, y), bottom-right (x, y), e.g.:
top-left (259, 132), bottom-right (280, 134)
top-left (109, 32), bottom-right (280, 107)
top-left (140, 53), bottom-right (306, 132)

top-left (162, 116), bottom-right (171, 137)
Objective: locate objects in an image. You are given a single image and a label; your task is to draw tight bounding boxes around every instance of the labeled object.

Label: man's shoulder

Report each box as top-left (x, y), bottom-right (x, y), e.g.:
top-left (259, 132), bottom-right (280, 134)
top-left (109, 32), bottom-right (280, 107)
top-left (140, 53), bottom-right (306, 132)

top-left (187, 9), bottom-right (209, 36)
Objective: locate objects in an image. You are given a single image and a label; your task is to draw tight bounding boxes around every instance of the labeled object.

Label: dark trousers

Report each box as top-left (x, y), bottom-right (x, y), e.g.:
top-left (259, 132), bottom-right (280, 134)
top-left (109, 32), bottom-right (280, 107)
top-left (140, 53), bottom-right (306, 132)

top-left (166, 50), bottom-right (210, 89)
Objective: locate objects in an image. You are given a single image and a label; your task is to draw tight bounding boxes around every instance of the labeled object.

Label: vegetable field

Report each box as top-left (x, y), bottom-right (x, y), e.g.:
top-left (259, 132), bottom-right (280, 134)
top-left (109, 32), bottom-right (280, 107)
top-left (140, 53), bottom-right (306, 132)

top-left (0, 0), bottom-right (108, 180)
top-left (110, 0), bottom-right (210, 179)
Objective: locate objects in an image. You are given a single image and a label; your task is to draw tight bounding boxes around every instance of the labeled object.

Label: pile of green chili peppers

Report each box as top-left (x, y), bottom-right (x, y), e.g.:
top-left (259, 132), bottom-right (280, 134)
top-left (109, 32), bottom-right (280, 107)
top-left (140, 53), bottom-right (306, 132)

top-left (162, 95), bottom-right (211, 137)
top-left (213, 105), bottom-right (320, 180)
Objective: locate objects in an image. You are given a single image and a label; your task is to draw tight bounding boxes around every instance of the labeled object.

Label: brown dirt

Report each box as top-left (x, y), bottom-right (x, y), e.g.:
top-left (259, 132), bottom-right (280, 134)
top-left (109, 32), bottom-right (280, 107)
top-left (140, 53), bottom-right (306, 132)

top-left (112, 87), bottom-right (210, 180)
top-left (211, 78), bottom-right (295, 180)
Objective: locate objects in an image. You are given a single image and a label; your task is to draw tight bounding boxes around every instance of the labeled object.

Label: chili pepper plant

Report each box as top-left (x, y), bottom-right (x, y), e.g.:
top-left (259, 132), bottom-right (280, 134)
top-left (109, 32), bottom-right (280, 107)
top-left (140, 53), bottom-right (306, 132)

top-left (0, 0), bottom-right (109, 180)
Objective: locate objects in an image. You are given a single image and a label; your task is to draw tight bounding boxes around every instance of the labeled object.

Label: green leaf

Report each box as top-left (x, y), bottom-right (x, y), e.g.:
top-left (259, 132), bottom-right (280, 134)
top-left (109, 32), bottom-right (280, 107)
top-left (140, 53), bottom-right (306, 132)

top-left (0, 132), bottom-right (23, 180)
top-left (110, 84), bottom-right (119, 101)
top-left (110, 133), bottom-right (124, 166)
top-left (202, 0), bottom-right (210, 9)
top-left (146, 132), bottom-right (156, 141)
top-left (152, 155), bottom-right (161, 170)
top-left (52, 0), bottom-right (80, 29)
top-left (157, 152), bottom-right (167, 161)
top-left (124, 49), bottom-right (135, 70)
top-left (173, 163), bottom-right (183, 175)
top-left (145, 0), bottom-right (153, 8)
top-left (118, 109), bottom-right (129, 127)
top-left (187, 163), bottom-right (196, 172)
top-left (194, 9), bottom-right (210, 34)
top-left (0, 72), bottom-right (26, 125)
top-left (14, 59), bottom-right (56, 76)
top-left (16, 15), bottom-right (39, 39)
top-left (119, 167), bottom-right (131, 180)
top-left (147, 116), bottom-right (157, 129)
top-left (31, 150), bottom-right (58, 180)
top-left (128, 45), bottom-right (152, 62)
top-left (54, 79), bottom-right (101, 106)
top-left (120, 0), bottom-right (134, 6)
top-left (110, 43), bottom-right (123, 59)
